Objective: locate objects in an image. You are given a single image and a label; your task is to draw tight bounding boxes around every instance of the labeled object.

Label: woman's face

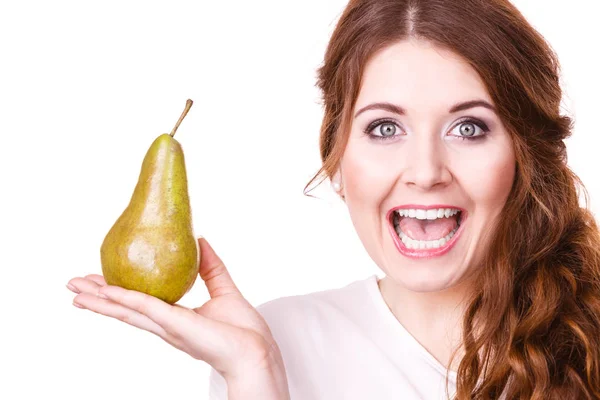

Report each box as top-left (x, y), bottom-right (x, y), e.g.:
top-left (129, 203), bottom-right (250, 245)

top-left (339, 39), bottom-right (515, 292)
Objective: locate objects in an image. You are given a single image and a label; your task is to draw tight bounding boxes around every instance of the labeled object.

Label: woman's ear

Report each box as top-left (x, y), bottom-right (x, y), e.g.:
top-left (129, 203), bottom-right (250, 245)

top-left (331, 170), bottom-right (345, 200)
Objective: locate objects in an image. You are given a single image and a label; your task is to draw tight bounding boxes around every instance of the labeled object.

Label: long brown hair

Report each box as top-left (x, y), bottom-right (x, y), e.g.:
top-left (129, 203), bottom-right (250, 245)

top-left (304, 0), bottom-right (600, 398)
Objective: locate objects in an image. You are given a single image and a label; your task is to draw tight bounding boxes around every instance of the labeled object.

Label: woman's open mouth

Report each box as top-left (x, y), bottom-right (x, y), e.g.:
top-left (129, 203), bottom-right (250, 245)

top-left (387, 206), bottom-right (467, 258)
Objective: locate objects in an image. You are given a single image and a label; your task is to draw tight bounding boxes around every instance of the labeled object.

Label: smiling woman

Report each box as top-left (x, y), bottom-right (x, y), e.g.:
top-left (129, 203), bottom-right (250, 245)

top-left (341, 41), bottom-right (516, 287)
top-left (295, 0), bottom-right (600, 398)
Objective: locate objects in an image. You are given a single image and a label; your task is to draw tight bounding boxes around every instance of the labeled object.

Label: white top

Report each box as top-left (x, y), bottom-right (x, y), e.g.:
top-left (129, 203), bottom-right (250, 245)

top-left (208, 274), bottom-right (461, 400)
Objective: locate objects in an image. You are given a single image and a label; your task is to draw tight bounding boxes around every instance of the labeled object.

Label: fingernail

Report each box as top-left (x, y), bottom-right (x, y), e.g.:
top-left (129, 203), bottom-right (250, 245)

top-left (66, 284), bottom-right (80, 293)
top-left (197, 235), bottom-right (204, 240)
top-left (97, 292), bottom-right (109, 299)
top-left (73, 301), bottom-right (84, 309)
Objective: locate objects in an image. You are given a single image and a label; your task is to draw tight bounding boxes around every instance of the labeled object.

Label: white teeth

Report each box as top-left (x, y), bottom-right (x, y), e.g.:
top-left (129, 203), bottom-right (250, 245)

top-left (392, 207), bottom-right (463, 250)
top-left (395, 207), bottom-right (461, 221)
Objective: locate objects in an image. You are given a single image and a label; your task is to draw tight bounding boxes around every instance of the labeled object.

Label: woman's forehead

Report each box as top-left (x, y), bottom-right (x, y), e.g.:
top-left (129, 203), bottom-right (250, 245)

top-left (355, 40), bottom-right (493, 114)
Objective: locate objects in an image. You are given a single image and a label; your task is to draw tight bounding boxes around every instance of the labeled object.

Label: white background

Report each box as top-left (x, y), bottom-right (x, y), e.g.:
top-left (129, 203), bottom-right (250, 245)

top-left (0, 1), bottom-right (598, 399)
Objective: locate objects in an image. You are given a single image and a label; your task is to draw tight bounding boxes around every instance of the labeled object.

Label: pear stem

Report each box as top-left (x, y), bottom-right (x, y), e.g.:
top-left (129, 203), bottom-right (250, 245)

top-left (170, 99), bottom-right (193, 137)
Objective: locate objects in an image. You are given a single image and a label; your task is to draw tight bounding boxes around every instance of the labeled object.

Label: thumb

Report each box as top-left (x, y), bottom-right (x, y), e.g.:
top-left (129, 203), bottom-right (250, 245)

top-left (197, 236), bottom-right (242, 299)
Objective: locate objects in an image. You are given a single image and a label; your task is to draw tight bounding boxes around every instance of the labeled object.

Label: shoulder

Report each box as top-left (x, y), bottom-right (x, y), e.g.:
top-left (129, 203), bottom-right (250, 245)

top-left (250, 274), bottom-right (381, 395)
top-left (255, 274), bottom-right (380, 332)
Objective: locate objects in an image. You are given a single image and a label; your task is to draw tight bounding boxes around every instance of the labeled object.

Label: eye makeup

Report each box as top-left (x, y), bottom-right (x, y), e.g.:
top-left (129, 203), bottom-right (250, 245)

top-left (362, 116), bottom-right (491, 142)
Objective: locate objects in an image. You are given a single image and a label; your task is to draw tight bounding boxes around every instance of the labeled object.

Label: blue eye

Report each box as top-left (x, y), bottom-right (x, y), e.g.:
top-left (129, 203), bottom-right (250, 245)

top-left (364, 119), bottom-right (403, 141)
top-left (449, 118), bottom-right (490, 140)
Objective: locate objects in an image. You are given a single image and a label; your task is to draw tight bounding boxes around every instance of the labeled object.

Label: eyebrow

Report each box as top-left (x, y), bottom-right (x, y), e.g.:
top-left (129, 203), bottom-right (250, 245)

top-left (353, 99), bottom-right (497, 118)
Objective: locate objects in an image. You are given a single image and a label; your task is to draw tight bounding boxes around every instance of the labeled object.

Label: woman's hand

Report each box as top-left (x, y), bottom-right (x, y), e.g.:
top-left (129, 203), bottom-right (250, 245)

top-left (66, 237), bottom-right (289, 399)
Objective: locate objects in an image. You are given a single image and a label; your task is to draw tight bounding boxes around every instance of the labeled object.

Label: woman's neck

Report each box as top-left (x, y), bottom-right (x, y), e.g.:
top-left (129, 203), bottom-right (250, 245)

top-left (377, 275), bottom-right (474, 373)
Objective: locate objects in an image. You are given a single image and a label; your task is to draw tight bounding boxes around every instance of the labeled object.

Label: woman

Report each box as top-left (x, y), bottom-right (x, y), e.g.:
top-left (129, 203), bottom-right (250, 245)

top-left (67, 0), bottom-right (600, 398)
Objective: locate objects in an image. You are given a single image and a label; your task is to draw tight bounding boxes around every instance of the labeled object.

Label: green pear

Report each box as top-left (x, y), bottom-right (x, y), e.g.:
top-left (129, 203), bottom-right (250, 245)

top-left (100, 99), bottom-right (200, 305)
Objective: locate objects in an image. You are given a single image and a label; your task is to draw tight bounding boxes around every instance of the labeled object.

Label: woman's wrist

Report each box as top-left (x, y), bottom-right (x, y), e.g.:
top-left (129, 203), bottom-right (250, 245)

top-left (226, 369), bottom-right (290, 400)
top-left (225, 344), bottom-right (290, 400)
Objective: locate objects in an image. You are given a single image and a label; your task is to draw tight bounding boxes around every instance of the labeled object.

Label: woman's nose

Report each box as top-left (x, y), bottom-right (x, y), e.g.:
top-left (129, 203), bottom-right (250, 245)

top-left (401, 135), bottom-right (452, 190)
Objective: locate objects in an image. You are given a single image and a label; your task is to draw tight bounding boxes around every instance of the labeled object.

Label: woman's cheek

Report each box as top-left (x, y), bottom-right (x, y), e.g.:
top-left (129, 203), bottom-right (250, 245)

top-left (342, 143), bottom-right (401, 202)
top-left (453, 142), bottom-right (515, 204)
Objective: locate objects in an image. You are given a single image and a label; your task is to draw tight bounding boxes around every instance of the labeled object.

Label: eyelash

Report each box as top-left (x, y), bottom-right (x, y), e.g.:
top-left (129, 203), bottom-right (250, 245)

top-left (363, 117), bottom-right (490, 142)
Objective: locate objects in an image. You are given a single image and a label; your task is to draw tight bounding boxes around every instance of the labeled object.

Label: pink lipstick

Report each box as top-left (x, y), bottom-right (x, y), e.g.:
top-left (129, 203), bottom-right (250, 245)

top-left (386, 205), bottom-right (467, 259)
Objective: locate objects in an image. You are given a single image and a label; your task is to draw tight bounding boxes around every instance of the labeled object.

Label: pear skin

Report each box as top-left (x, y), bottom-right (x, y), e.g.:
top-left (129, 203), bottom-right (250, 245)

top-left (100, 100), bottom-right (199, 304)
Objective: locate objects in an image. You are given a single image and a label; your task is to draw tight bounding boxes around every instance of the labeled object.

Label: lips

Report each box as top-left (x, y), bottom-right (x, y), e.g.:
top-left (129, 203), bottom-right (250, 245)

top-left (386, 205), bottom-right (468, 259)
